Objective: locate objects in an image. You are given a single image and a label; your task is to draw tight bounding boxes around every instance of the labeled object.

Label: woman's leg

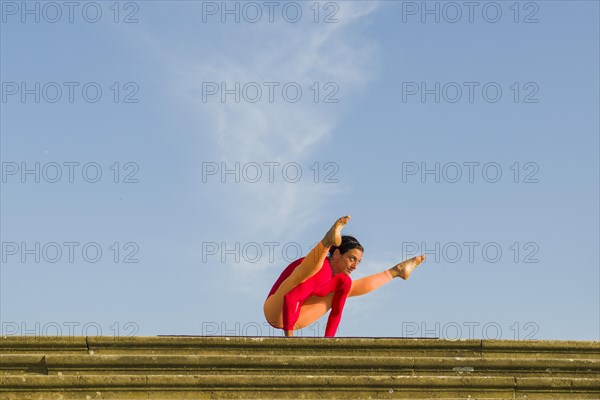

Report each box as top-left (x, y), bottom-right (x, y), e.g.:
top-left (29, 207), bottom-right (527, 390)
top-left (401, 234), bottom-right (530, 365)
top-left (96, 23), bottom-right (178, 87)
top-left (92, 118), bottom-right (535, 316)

top-left (350, 255), bottom-right (426, 297)
top-left (263, 216), bottom-right (350, 332)
top-left (348, 270), bottom-right (394, 297)
top-left (293, 293), bottom-right (335, 330)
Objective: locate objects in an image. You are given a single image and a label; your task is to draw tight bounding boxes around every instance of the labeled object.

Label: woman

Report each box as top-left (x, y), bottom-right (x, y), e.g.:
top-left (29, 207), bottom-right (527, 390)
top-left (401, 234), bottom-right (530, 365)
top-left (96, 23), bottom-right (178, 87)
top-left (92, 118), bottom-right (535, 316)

top-left (263, 215), bottom-right (425, 337)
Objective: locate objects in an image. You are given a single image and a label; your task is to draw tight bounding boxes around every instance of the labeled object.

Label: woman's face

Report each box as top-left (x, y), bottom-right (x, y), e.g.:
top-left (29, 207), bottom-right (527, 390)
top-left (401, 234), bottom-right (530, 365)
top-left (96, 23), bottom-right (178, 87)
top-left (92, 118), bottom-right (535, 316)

top-left (330, 248), bottom-right (363, 276)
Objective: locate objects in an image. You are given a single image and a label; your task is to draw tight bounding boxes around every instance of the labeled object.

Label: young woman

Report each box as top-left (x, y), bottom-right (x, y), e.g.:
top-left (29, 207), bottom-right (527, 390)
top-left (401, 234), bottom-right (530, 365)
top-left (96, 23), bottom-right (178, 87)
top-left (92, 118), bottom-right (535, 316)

top-left (263, 216), bottom-right (425, 337)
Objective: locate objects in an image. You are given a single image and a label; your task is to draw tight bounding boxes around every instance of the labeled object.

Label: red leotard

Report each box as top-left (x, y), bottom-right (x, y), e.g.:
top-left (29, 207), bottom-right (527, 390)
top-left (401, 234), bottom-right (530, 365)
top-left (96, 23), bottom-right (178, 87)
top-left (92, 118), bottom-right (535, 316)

top-left (267, 257), bottom-right (352, 337)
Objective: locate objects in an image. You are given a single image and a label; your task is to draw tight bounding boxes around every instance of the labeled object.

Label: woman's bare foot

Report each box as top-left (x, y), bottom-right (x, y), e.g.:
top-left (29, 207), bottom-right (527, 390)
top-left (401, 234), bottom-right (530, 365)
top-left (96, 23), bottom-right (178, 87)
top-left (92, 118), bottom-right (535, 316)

top-left (321, 215), bottom-right (350, 248)
top-left (389, 255), bottom-right (426, 280)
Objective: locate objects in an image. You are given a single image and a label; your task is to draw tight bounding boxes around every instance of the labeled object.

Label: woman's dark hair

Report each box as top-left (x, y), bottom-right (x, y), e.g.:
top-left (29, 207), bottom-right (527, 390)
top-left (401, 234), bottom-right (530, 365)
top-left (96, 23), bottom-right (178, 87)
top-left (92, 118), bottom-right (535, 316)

top-left (329, 235), bottom-right (364, 256)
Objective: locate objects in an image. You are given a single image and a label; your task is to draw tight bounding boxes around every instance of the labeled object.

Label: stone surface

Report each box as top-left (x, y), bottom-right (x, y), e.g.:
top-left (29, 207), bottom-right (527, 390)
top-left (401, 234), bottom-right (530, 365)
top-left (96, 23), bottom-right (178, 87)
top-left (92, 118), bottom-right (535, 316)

top-left (0, 336), bottom-right (598, 399)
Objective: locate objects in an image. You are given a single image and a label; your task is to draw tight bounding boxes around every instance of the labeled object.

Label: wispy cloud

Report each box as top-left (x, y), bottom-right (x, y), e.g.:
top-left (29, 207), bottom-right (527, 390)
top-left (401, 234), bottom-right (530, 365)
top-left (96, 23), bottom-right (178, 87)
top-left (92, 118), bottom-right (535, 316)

top-left (200, 3), bottom-right (377, 233)
top-left (144, 1), bottom-right (380, 279)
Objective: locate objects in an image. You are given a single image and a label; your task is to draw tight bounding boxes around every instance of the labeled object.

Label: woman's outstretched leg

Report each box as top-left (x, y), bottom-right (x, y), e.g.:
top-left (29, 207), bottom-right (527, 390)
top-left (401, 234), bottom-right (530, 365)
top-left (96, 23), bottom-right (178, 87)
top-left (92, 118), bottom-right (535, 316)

top-left (349, 255), bottom-right (426, 297)
top-left (263, 216), bottom-right (350, 334)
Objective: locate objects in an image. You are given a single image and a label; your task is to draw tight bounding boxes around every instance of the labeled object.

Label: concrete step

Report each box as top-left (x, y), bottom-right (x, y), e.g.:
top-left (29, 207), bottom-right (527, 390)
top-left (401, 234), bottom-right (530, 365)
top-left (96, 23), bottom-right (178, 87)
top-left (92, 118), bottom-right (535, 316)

top-left (0, 375), bottom-right (598, 399)
top-left (1, 374), bottom-right (599, 399)
top-left (1, 354), bottom-right (598, 377)
top-left (2, 336), bottom-right (598, 358)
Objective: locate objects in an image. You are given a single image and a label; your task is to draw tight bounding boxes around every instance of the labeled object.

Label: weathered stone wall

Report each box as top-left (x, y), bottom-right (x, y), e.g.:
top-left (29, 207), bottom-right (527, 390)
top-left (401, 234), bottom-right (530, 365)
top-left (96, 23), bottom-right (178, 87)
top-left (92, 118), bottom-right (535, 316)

top-left (1, 336), bottom-right (598, 399)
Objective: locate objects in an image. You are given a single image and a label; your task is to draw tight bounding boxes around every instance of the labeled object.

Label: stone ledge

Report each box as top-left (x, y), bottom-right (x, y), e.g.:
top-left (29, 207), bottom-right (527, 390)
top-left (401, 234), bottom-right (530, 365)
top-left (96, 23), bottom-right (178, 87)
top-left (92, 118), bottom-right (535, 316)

top-left (1, 354), bottom-right (598, 375)
top-left (1, 337), bottom-right (597, 399)
top-left (0, 374), bottom-right (572, 388)
top-left (2, 336), bottom-right (598, 353)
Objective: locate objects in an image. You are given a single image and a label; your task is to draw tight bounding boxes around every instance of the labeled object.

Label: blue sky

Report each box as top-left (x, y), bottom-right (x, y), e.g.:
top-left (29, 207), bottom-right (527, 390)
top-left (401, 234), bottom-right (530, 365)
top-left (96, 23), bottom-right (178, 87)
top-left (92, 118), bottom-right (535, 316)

top-left (1, 0), bottom-right (598, 340)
